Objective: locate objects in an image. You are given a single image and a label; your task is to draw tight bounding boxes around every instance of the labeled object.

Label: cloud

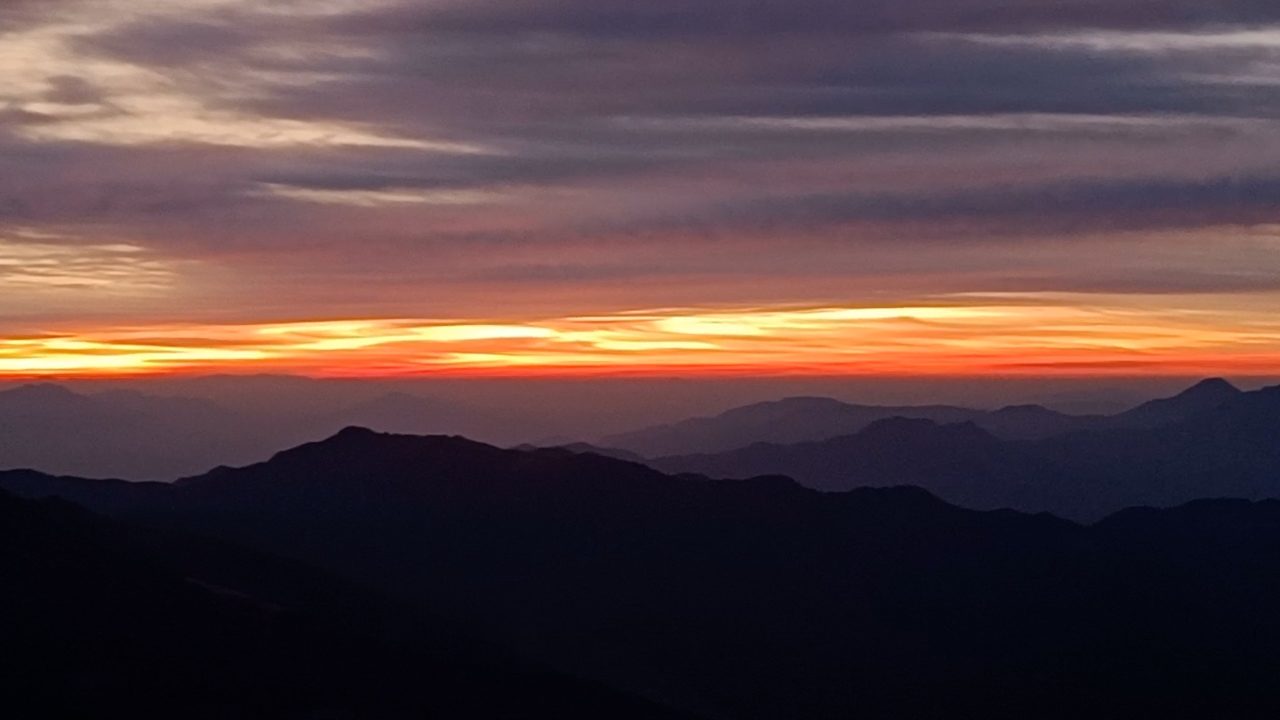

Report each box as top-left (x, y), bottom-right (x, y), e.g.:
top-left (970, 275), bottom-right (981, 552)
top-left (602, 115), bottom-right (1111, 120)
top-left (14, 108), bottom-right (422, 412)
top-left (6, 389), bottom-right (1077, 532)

top-left (0, 229), bottom-right (175, 293)
top-left (0, 0), bottom-right (1278, 347)
top-left (4, 295), bottom-right (1280, 378)
top-left (251, 183), bottom-right (505, 207)
top-left (326, 1), bottom-right (1280, 40)
top-left (685, 174), bottom-right (1280, 236)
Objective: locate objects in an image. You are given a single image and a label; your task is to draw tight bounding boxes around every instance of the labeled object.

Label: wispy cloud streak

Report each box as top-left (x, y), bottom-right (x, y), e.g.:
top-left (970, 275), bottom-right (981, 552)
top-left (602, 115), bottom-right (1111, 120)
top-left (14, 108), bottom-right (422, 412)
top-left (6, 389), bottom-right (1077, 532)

top-left (4, 295), bottom-right (1280, 377)
top-left (0, 1), bottom-right (1278, 376)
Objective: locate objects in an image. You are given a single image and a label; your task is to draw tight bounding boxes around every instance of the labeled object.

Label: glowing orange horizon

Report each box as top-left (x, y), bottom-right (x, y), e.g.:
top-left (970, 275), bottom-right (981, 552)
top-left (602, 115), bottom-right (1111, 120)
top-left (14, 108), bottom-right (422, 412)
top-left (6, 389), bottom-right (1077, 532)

top-left (4, 297), bottom-right (1280, 380)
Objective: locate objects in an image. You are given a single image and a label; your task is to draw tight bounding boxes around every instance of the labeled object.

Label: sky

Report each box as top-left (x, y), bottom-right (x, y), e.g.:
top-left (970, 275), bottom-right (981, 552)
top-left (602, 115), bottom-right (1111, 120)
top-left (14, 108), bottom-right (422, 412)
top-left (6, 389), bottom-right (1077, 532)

top-left (2, 0), bottom-right (1280, 379)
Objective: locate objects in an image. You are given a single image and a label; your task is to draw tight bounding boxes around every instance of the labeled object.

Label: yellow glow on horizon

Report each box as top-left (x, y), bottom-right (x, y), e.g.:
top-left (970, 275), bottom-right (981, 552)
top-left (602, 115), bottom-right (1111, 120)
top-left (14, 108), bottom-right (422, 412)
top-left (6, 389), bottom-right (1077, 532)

top-left (4, 296), bottom-right (1280, 379)
top-left (0, 338), bottom-right (270, 375)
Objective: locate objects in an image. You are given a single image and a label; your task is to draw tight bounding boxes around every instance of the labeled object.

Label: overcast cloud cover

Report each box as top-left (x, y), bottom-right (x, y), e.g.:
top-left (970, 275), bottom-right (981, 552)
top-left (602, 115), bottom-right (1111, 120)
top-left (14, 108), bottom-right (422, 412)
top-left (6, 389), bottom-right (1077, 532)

top-left (2, 0), bottom-right (1280, 336)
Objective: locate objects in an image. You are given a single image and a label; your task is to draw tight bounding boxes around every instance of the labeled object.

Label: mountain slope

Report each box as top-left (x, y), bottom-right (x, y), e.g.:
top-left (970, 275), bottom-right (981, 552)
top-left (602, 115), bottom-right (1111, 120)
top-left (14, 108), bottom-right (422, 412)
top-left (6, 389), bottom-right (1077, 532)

top-left (1102, 377), bottom-right (1242, 428)
top-left (652, 384), bottom-right (1280, 520)
top-left (10, 428), bottom-right (1280, 718)
top-left (0, 486), bottom-right (684, 719)
top-left (512, 441), bottom-right (648, 463)
top-left (0, 383), bottom-right (508, 480)
top-left (602, 380), bottom-right (1237, 458)
top-left (650, 417), bottom-right (1046, 507)
top-left (599, 396), bottom-right (984, 456)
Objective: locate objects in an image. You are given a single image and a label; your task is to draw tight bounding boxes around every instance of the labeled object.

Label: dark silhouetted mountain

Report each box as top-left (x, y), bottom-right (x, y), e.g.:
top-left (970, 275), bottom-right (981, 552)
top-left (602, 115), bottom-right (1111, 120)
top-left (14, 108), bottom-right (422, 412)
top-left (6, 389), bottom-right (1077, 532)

top-left (0, 379), bottom-right (1241, 482)
top-left (0, 384), bottom-right (503, 480)
top-left (10, 428), bottom-right (1280, 718)
top-left (651, 417), bottom-right (1032, 504)
top-left (296, 391), bottom-right (508, 444)
top-left (599, 396), bottom-right (982, 455)
top-left (654, 383), bottom-right (1280, 521)
top-left (1101, 376), bottom-right (1242, 428)
top-left (602, 380), bottom-right (1239, 457)
top-left (0, 382), bottom-right (82, 406)
top-left (976, 403), bottom-right (1096, 439)
top-left (0, 486), bottom-right (682, 719)
top-left (513, 441), bottom-right (648, 463)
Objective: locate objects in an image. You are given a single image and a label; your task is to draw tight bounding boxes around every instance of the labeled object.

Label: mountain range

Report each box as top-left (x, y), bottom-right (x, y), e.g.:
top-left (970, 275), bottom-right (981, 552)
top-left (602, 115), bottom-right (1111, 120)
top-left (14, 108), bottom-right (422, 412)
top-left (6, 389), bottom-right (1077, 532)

top-left (651, 380), bottom-right (1280, 520)
top-left (9, 426), bottom-right (1280, 718)
top-left (0, 382), bottom-right (497, 479)
top-left (603, 378), bottom-right (1243, 456)
top-left (0, 377), bottom-right (1246, 482)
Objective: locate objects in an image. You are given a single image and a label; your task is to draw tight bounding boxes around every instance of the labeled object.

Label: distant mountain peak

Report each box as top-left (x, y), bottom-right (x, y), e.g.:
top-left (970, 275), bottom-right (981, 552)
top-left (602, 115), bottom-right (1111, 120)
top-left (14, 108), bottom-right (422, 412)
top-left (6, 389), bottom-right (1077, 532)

top-left (868, 416), bottom-right (982, 432)
top-left (1112, 377), bottom-right (1244, 426)
top-left (302, 426), bottom-right (491, 455)
top-left (0, 383), bottom-right (87, 406)
top-left (995, 403), bottom-right (1053, 413)
top-left (263, 426), bottom-right (498, 473)
top-left (718, 395), bottom-right (852, 418)
top-left (860, 416), bottom-right (941, 433)
top-left (1176, 377), bottom-right (1240, 399)
top-left (3, 382), bottom-right (79, 400)
top-left (275, 425), bottom-right (388, 457)
top-left (331, 425), bottom-right (380, 440)
top-left (774, 396), bottom-right (851, 406)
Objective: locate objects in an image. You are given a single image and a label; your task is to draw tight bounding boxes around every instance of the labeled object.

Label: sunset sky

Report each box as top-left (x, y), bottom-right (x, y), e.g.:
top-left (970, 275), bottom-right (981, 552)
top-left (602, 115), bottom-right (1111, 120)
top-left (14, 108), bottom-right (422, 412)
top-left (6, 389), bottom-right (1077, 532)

top-left (3, 0), bottom-right (1280, 378)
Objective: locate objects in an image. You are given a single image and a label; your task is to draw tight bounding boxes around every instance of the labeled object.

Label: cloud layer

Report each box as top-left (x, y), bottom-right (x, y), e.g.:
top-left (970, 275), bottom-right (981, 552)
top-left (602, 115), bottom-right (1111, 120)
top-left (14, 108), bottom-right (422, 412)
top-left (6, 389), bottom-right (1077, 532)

top-left (2, 0), bottom-right (1279, 374)
top-left (6, 296), bottom-right (1280, 378)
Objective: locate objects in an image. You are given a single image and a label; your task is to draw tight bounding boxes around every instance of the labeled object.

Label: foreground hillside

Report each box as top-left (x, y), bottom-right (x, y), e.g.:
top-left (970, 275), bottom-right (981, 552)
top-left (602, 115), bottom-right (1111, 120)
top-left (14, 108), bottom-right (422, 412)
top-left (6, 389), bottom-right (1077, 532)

top-left (0, 487), bottom-right (683, 719)
top-left (8, 429), bottom-right (1280, 718)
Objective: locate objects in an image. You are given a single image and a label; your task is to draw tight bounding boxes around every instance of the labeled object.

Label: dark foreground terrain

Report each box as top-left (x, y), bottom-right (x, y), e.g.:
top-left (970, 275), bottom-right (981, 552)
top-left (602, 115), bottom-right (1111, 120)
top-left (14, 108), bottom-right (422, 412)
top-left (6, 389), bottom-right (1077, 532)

top-left (7, 428), bottom-right (1280, 718)
top-left (0, 487), bottom-right (680, 719)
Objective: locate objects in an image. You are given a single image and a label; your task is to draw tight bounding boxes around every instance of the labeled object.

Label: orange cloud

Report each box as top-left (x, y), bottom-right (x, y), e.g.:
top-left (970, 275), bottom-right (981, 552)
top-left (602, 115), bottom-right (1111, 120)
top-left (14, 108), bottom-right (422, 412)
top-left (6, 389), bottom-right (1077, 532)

top-left (3, 294), bottom-right (1280, 379)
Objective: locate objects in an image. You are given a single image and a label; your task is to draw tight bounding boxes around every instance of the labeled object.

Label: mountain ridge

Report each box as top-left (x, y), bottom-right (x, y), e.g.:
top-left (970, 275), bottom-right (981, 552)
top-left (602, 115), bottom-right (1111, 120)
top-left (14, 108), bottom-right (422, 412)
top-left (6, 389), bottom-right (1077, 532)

top-left (651, 381), bottom-right (1280, 520)
top-left (0, 485), bottom-right (680, 719)
top-left (600, 379), bottom-right (1238, 457)
top-left (8, 428), bottom-right (1280, 718)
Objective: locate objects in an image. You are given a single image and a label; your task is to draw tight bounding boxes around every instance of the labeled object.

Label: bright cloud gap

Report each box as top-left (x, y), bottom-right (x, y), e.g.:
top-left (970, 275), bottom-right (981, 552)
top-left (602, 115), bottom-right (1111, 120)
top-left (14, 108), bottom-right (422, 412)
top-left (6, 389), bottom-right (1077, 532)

top-left (4, 299), bottom-right (1280, 378)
